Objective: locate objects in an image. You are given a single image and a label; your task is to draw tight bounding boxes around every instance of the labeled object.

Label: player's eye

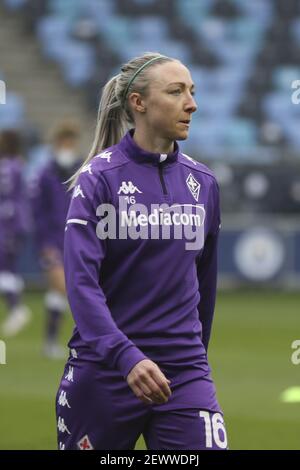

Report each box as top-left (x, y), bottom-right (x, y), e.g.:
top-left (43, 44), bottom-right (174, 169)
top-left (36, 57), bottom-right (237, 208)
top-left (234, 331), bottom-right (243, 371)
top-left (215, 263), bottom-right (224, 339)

top-left (170, 89), bottom-right (181, 94)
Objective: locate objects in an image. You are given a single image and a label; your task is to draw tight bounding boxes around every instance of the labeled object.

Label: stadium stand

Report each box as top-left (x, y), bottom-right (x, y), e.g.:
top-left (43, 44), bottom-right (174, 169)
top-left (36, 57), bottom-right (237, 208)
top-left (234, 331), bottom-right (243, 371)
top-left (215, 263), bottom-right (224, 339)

top-left (1, 0), bottom-right (300, 215)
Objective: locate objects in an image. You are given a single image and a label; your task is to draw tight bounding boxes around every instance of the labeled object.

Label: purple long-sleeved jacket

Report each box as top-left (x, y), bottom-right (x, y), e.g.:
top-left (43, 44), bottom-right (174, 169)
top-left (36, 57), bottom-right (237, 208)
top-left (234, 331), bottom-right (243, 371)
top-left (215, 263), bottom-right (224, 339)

top-left (0, 156), bottom-right (30, 256)
top-left (64, 128), bottom-right (221, 380)
top-left (31, 159), bottom-right (77, 253)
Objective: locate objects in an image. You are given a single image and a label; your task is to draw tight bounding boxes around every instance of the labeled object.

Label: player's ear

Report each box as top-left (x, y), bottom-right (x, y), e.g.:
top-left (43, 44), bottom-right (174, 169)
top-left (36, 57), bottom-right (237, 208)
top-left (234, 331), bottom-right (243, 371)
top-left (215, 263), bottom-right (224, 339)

top-left (128, 92), bottom-right (147, 113)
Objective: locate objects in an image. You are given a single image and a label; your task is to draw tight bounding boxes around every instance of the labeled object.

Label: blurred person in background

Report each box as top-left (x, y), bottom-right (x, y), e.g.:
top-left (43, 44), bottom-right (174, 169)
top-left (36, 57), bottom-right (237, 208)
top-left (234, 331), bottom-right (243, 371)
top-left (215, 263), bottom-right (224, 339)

top-left (31, 120), bottom-right (82, 359)
top-left (0, 129), bottom-right (32, 336)
top-left (55, 52), bottom-right (227, 450)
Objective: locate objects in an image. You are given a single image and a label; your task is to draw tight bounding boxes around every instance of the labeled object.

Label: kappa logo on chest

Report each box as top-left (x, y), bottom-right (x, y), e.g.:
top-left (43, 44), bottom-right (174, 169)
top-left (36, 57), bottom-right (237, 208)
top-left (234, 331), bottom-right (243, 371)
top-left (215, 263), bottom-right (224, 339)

top-left (118, 181), bottom-right (142, 195)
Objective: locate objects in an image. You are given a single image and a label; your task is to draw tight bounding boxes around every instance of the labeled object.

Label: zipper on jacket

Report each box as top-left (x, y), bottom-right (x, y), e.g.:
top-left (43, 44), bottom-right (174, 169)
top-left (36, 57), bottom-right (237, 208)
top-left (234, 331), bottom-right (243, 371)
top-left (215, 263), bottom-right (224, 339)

top-left (158, 162), bottom-right (168, 195)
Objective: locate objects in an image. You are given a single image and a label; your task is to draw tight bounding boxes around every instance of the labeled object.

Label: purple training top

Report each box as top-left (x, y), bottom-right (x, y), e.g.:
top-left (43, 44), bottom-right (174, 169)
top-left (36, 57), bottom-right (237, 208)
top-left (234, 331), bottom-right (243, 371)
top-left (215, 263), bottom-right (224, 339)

top-left (31, 159), bottom-right (77, 253)
top-left (64, 128), bottom-right (221, 380)
top-left (0, 156), bottom-right (30, 262)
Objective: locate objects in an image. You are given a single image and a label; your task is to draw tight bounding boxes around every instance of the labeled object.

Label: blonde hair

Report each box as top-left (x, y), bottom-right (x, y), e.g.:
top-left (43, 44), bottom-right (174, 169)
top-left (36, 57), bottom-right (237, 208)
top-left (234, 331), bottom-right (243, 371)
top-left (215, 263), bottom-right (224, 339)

top-left (68, 52), bottom-right (173, 189)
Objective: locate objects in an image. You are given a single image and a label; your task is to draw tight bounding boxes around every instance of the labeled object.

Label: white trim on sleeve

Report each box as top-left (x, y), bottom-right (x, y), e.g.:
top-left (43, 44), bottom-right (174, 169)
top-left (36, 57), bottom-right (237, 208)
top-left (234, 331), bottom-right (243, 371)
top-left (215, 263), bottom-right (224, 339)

top-left (66, 219), bottom-right (88, 226)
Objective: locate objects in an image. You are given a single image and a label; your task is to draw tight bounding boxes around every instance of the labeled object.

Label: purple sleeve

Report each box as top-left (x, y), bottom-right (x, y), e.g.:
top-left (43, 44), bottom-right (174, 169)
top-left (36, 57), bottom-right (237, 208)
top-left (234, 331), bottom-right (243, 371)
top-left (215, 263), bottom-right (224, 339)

top-left (14, 162), bottom-right (31, 235)
top-left (64, 169), bottom-right (148, 379)
top-left (197, 179), bottom-right (221, 352)
top-left (30, 173), bottom-right (50, 251)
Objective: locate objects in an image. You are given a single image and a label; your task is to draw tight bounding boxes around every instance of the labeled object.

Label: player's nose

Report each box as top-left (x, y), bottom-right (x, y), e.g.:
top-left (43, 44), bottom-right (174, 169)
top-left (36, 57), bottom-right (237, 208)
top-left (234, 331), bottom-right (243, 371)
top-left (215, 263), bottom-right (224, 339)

top-left (185, 94), bottom-right (197, 114)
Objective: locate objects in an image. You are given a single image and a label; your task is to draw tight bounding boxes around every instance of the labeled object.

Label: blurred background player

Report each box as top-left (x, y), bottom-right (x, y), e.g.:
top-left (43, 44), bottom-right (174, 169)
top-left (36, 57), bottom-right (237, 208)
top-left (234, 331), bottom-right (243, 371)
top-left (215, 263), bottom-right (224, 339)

top-left (0, 129), bottom-right (31, 337)
top-left (31, 120), bottom-right (82, 359)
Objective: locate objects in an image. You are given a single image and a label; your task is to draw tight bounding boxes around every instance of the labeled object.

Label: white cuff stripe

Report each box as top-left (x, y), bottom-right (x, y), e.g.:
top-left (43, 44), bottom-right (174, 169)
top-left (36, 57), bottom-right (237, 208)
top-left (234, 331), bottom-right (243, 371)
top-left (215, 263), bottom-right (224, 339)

top-left (66, 219), bottom-right (88, 225)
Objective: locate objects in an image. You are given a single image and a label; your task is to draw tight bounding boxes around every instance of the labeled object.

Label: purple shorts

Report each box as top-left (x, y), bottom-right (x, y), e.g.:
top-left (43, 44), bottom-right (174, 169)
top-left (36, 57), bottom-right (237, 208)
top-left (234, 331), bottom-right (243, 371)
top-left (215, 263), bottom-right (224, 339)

top-left (55, 357), bottom-right (228, 450)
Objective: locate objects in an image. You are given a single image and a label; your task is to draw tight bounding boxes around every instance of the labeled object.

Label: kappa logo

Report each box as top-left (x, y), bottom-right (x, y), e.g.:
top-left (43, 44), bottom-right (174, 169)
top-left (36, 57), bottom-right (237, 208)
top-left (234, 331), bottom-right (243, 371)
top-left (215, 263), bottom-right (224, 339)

top-left (118, 181), bottom-right (142, 195)
top-left (81, 163), bottom-right (93, 175)
top-left (58, 390), bottom-right (71, 408)
top-left (186, 173), bottom-right (201, 202)
top-left (77, 434), bottom-right (94, 450)
top-left (70, 348), bottom-right (78, 358)
top-left (96, 150), bottom-right (112, 162)
top-left (72, 184), bottom-right (85, 199)
top-left (65, 366), bottom-right (74, 382)
top-left (57, 417), bottom-right (71, 435)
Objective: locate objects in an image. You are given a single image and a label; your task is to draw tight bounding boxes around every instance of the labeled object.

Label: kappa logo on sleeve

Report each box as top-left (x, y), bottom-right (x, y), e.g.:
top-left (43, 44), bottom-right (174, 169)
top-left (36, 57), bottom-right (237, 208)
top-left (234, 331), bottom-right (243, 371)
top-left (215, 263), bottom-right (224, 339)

top-left (81, 163), bottom-right (93, 175)
top-left (96, 150), bottom-right (112, 162)
top-left (77, 434), bottom-right (94, 450)
top-left (186, 173), bottom-right (201, 202)
top-left (72, 185), bottom-right (85, 199)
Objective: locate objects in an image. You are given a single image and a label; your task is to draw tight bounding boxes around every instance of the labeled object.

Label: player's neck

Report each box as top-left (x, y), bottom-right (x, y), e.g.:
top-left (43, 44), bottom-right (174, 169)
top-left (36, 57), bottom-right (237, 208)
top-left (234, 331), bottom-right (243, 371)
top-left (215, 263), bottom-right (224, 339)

top-left (132, 128), bottom-right (174, 155)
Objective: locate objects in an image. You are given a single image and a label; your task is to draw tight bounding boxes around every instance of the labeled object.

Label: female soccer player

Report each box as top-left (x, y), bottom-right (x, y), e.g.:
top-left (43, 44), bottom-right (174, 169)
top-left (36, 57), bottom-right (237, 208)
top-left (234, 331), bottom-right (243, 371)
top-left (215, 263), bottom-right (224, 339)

top-left (32, 121), bottom-right (81, 358)
top-left (56, 52), bottom-right (228, 450)
top-left (0, 130), bottom-right (31, 336)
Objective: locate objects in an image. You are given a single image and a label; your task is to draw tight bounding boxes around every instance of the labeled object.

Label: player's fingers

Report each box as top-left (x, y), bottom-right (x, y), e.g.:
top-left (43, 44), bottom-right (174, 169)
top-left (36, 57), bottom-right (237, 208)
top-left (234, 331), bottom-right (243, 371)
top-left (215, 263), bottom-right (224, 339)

top-left (130, 383), bottom-right (154, 405)
top-left (139, 374), bottom-right (169, 403)
top-left (149, 368), bottom-right (172, 398)
top-left (138, 380), bottom-right (156, 398)
top-left (139, 394), bottom-right (154, 405)
top-left (147, 371), bottom-right (171, 401)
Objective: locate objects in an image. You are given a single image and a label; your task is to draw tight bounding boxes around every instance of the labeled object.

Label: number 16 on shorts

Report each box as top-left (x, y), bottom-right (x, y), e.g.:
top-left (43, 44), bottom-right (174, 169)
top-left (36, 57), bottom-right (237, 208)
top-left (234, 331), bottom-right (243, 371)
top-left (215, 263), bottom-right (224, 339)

top-left (199, 411), bottom-right (228, 450)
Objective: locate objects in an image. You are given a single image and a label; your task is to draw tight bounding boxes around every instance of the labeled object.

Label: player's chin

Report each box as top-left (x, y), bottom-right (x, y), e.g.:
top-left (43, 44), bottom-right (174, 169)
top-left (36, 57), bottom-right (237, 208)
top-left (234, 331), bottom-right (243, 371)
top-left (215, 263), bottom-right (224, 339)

top-left (175, 127), bottom-right (190, 141)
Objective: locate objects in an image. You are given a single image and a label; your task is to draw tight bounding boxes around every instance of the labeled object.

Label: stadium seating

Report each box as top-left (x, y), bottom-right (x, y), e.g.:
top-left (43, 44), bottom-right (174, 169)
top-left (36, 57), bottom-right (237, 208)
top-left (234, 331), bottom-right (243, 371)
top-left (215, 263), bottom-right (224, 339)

top-left (2, 0), bottom-right (300, 166)
top-left (0, 91), bottom-right (25, 128)
top-left (3, 0), bottom-right (26, 10)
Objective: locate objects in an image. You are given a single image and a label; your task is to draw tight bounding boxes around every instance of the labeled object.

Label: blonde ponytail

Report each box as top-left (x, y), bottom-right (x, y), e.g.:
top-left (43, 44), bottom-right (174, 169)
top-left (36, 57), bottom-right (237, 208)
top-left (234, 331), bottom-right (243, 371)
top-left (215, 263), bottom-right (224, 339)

top-left (68, 52), bottom-right (173, 189)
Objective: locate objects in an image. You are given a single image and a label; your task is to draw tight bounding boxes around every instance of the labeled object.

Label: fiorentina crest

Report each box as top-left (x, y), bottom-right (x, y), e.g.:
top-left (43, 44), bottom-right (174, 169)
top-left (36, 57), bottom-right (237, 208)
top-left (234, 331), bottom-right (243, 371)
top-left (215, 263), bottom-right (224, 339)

top-left (77, 434), bottom-right (93, 450)
top-left (186, 173), bottom-right (201, 201)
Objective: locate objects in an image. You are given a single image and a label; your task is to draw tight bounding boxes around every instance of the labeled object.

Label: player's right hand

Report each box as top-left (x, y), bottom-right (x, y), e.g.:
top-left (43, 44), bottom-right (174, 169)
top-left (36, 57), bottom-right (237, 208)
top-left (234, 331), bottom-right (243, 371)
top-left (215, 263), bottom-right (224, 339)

top-left (126, 359), bottom-right (172, 405)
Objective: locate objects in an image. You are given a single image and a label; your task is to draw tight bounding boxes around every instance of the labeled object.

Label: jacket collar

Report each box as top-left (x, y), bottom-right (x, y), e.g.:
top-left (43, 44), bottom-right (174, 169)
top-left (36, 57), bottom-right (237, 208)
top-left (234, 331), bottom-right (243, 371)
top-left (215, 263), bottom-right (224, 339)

top-left (119, 128), bottom-right (179, 165)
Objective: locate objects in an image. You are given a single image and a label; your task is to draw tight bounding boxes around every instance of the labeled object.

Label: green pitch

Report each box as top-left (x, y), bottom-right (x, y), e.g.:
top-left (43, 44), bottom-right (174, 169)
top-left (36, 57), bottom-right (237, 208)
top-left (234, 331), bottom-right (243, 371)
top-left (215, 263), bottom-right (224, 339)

top-left (0, 289), bottom-right (299, 450)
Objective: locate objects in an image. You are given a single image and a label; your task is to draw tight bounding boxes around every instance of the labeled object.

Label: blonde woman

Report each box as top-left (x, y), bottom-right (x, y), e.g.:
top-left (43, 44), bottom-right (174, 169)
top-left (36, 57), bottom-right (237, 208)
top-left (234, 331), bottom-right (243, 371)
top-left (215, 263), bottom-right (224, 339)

top-left (56, 52), bottom-right (227, 450)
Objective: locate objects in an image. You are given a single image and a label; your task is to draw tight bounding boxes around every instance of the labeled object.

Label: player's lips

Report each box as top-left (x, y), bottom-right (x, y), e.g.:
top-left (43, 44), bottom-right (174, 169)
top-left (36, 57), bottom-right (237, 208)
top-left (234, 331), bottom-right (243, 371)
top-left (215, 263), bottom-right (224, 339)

top-left (178, 120), bottom-right (190, 127)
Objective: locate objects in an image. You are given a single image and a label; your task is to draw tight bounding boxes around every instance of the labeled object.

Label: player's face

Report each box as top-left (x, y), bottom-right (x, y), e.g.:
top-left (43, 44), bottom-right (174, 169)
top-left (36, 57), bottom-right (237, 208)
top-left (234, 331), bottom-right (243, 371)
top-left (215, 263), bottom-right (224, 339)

top-left (54, 136), bottom-right (80, 168)
top-left (55, 136), bottom-right (79, 152)
top-left (143, 61), bottom-right (197, 141)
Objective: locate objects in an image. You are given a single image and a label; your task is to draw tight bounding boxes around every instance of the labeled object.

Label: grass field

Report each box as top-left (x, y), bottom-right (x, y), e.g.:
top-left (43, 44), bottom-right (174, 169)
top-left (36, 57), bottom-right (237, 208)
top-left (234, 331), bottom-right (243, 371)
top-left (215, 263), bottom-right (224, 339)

top-left (0, 289), bottom-right (299, 450)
